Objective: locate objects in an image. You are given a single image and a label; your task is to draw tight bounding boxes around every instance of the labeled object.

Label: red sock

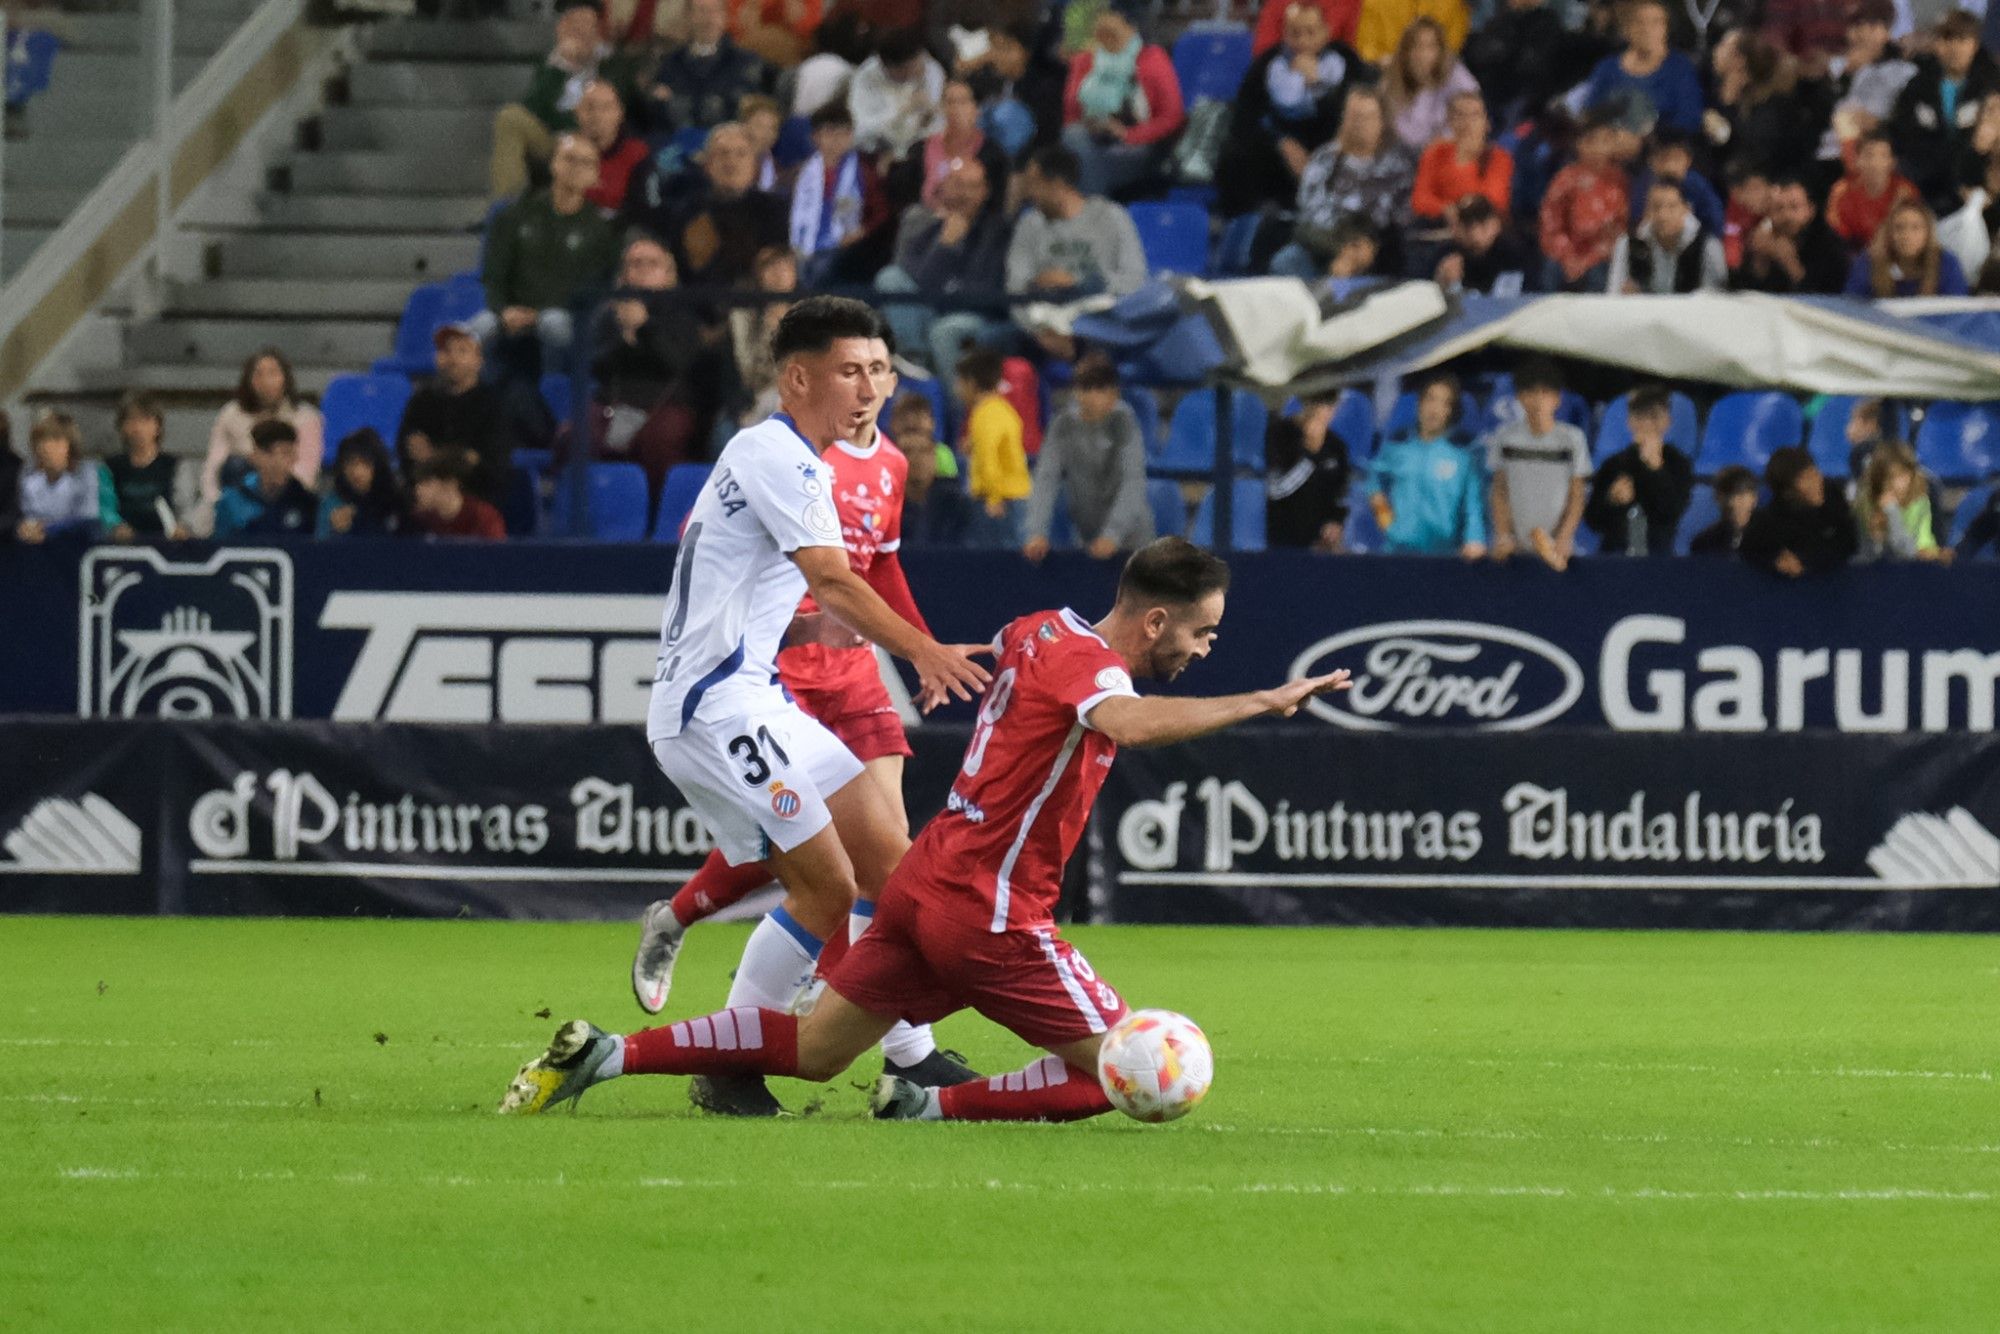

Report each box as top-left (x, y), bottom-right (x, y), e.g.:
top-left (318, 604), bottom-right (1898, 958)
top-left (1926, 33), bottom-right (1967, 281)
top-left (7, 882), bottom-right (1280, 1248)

top-left (670, 851), bottom-right (777, 928)
top-left (622, 1008), bottom-right (799, 1078)
top-left (937, 1056), bottom-right (1113, 1123)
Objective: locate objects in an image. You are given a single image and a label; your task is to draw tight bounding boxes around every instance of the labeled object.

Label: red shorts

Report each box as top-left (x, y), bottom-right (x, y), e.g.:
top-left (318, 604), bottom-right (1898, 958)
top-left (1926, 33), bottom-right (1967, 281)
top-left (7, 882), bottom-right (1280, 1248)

top-left (827, 883), bottom-right (1128, 1048)
top-left (789, 679), bottom-right (912, 763)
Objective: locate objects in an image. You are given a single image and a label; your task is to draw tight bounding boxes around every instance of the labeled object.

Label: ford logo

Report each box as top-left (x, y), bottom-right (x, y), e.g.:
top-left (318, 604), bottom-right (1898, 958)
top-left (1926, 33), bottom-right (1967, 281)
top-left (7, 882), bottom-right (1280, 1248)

top-left (1289, 619), bottom-right (1584, 731)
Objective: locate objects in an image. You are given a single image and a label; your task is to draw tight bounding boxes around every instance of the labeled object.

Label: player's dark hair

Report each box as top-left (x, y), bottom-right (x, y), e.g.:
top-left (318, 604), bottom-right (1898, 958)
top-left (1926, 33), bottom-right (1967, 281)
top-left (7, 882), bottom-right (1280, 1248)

top-left (770, 295), bottom-right (888, 364)
top-left (1116, 537), bottom-right (1231, 611)
top-left (1514, 355), bottom-right (1563, 395)
top-left (1628, 385), bottom-right (1672, 419)
top-left (249, 419), bottom-right (298, 452)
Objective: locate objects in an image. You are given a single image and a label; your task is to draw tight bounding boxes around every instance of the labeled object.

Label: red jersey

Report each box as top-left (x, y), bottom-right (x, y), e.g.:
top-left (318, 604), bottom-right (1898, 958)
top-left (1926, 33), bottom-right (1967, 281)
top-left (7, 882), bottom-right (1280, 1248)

top-left (900, 608), bottom-right (1138, 933)
top-left (778, 433), bottom-right (912, 694)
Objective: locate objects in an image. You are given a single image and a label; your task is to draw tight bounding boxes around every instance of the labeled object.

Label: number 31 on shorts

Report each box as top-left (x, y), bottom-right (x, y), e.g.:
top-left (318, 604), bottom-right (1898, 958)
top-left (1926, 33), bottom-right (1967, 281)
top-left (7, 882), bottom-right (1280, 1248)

top-left (728, 725), bottom-right (791, 786)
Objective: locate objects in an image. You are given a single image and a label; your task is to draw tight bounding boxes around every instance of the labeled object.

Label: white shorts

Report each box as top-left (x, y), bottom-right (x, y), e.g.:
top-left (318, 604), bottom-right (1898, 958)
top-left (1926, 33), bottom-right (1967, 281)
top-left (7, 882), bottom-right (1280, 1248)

top-left (651, 697), bottom-right (865, 866)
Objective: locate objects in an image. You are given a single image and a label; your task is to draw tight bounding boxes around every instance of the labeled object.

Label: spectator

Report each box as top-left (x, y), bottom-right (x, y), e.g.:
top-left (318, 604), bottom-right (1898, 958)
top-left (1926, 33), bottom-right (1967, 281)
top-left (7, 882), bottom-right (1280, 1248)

top-left (1022, 357), bottom-right (1153, 561)
top-left (850, 27), bottom-right (945, 159)
top-left (1217, 1), bottom-right (1361, 217)
top-left (878, 154), bottom-right (1014, 373)
top-left (411, 453), bottom-right (508, 541)
top-left (1368, 372), bottom-right (1486, 558)
top-left (960, 21), bottom-right (1067, 160)
top-left (1538, 111), bottom-right (1629, 292)
top-left (1741, 445), bottom-right (1857, 575)
top-left (0, 413), bottom-right (18, 543)
top-left (213, 421), bottom-right (315, 539)
top-left (1355, 0), bottom-right (1466, 65)
top-left (1842, 395), bottom-right (1892, 476)
top-left (792, 12), bottom-right (871, 121)
top-left (739, 93), bottom-right (786, 193)
top-left (1889, 11), bottom-right (2000, 214)
top-left (1319, 217), bottom-right (1381, 297)
top-left (725, 246), bottom-right (800, 430)
top-left (637, 122), bottom-right (792, 287)
top-left (491, 0), bottom-right (610, 200)
top-left (1688, 464), bottom-right (1759, 556)
top-left (1720, 160), bottom-right (1773, 267)
top-left (734, 0), bottom-right (823, 66)
top-left (887, 393), bottom-right (968, 545)
top-left (574, 79), bottom-right (649, 215)
top-left (1264, 392), bottom-right (1352, 552)
top-left (1276, 88), bottom-right (1415, 280)
top-left (920, 79), bottom-right (987, 209)
top-left (1411, 91), bottom-right (1512, 223)
top-left (1608, 177), bottom-right (1728, 292)
top-left (1005, 143), bottom-right (1149, 299)
top-left (100, 392), bottom-right (191, 540)
top-left (200, 347), bottom-right (323, 525)
top-left (1854, 440), bottom-right (1949, 562)
top-left (1060, 1), bottom-right (1186, 198)
top-left (1583, 385), bottom-right (1693, 555)
top-left (955, 347), bottom-right (1031, 547)
top-left (1382, 17), bottom-right (1480, 153)
top-left (1624, 131), bottom-right (1724, 236)
top-left (15, 412), bottom-right (96, 545)
top-left (647, 0), bottom-right (769, 136)
top-left (1827, 130), bottom-right (1920, 247)
top-left (1844, 197), bottom-right (1969, 293)
top-left (1463, 0), bottom-right (1573, 125)
top-left (1252, 0), bottom-right (1359, 53)
top-left (1486, 357), bottom-right (1590, 568)
top-left (1732, 175), bottom-right (1852, 292)
top-left (399, 323), bottom-right (508, 500)
top-left (1434, 194), bottom-right (1532, 294)
top-left (476, 134), bottom-right (621, 380)
top-left (1820, 1), bottom-right (1914, 166)
top-left (1760, 0), bottom-right (1851, 61)
top-left (790, 102), bottom-right (891, 285)
top-left (1580, 0), bottom-right (1704, 136)
top-left (590, 235), bottom-right (709, 492)
top-left (1702, 30), bottom-right (1820, 180)
top-left (604, 0), bottom-right (683, 50)
top-left (316, 429), bottom-right (408, 538)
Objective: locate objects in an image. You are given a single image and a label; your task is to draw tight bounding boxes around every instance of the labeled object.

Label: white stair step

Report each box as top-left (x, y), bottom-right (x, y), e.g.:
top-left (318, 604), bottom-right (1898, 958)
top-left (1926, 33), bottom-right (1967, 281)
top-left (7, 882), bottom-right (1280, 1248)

top-left (348, 60), bottom-right (533, 105)
top-left (364, 19), bottom-right (551, 60)
top-left (54, 13), bottom-right (249, 52)
top-left (164, 277), bottom-right (421, 319)
top-left (319, 103), bottom-right (507, 151)
top-left (213, 228), bottom-right (481, 278)
top-left (74, 362), bottom-right (346, 396)
top-left (127, 316), bottom-right (393, 368)
top-left (256, 191), bottom-right (492, 232)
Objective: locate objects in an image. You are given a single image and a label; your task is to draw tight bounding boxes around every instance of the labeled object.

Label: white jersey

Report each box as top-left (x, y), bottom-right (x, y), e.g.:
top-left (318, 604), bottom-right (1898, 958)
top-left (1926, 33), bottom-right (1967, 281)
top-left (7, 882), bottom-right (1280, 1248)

top-left (646, 414), bottom-right (846, 741)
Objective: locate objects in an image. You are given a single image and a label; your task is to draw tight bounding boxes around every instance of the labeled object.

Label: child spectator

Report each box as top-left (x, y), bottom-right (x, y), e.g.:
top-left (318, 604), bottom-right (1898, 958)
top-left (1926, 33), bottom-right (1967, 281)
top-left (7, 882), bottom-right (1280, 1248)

top-left (1265, 392), bottom-right (1352, 552)
top-left (1854, 441), bottom-right (1949, 562)
top-left (1607, 177), bottom-right (1727, 293)
top-left (1433, 195), bottom-right (1532, 295)
top-left (1827, 131), bottom-right (1920, 249)
top-left (100, 391), bottom-right (191, 540)
top-left (1688, 465), bottom-right (1759, 556)
top-left (1580, 0), bottom-right (1704, 136)
top-left (1411, 91), bottom-right (1512, 224)
top-left (789, 102), bottom-right (889, 287)
top-left (1583, 386), bottom-right (1693, 555)
top-left (15, 412), bottom-right (97, 545)
top-left (317, 429), bottom-right (409, 538)
top-left (955, 347), bottom-right (1031, 548)
top-left (1059, 0), bottom-right (1186, 198)
top-left (1624, 132), bottom-right (1724, 235)
top-left (1321, 216), bottom-right (1380, 298)
top-left (1277, 88), bottom-right (1414, 279)
top-left (1844, 396), bottom-right (1891, 477)
top-left (201, 346), bottom-right (323, 526)
top-left (412, 453), bottom-right (507, 541)
top-left (1382, 17), bottom-right (1479, 153)
top-left (1487, 358), bottom-right (1591, 568)
top-left (1844, 198), bottom-right (1969, 295)
top-left (1368, 373), bottom-right (1486, 558)
top-left (887, 393), bottom-right (967, 546)
top-left (1741, 446), bottom-right (1856, 575)
top-left (1538, 112), bottom-right (1629, 292)
top-left (1022, 356), bottom-right (1153, 562)
top-left (213, 420), bottom-right (316, 538)
top-left (398, 323), bottom-right (507, 500)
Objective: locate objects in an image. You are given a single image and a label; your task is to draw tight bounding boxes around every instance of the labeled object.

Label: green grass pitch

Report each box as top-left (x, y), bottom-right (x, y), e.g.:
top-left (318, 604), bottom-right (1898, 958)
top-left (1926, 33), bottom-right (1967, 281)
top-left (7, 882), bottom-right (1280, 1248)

top-left (6, 915), bottom-right (1999, 1331)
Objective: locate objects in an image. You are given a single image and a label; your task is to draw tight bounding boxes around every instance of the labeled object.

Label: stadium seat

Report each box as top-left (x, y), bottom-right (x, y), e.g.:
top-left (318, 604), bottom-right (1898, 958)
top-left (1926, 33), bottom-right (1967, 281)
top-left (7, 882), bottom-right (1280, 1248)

top-left (1594, 390), bottom-right (1699, 465)
top-left (1380, 388), bottom-right (1482, 446)
top-left (1915, 401), bottom-right (2000, 482)
top-left (5, 30), bottom-right (60, 105)
top-left (1189, 478), bottom-right (1266, 550)
top-left (1128, 202), bottom-right (1210, 276)
top-left (1048, 494), bottom-right (1078, 548)
top-left (1329, 388), bottom-right (1376, 461)
top-left (552, 462), bottom-right (651, 541)
top-left (1342, 479), bottom-right (1385, 552)
top-left (1148, 478), bottom-right (1187, 537)
top-left (1215, 213), bottom-right (1264, 277)
top-left (1485, 374), bottom-right (1592, 435)
top-left (512, 447), bottom-right (553, 476)
top-left (501, 466), bottom-right (540, 537)
top-left (651, 463), bottom-right (713, 541)
top-left (1695, 391), bottom-right (1803, 476)
top-left (320, 373), bottom-right (412, 449)
top-left (1157, 387), bottom-right (1269, 473)
top-left (1673, 484), bottom-right (1722, 554)
top-left (1950, 483), bottom-right (1997, 553)
top-left (1171, 24), bottom-right (1253, 105)
top-left (373, 277), bottom-right (485, 377)
top-left (540, 374), bottom-right (573, 428)
top-left (1807, 397), bottom-right (1904, 479)
top-left (1123, 386), bottom-right (1163, 457)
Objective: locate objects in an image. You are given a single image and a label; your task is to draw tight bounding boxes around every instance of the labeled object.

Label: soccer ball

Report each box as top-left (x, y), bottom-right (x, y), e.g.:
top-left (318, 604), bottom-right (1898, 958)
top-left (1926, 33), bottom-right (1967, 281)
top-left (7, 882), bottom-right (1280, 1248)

top-left (1096, 1009), bottom-right (1213, 1123)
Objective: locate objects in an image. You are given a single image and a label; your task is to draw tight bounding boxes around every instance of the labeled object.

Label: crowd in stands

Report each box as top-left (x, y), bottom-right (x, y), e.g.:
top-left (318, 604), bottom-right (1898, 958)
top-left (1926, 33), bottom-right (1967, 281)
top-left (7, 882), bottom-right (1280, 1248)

top-left (12, 0), bottom-right (2000, 564)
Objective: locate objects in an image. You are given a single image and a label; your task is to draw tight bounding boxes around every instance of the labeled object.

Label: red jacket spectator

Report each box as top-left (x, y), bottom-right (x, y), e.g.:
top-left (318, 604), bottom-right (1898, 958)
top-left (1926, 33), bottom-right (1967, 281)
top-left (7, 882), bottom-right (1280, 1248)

top-left (1538, 158), bottom-right (1629, 285)
top-left (1826, 169), bottom-right (1918, 249)
top-left (1063, 44), bottom-right (1185, 146)
top-left (420, 494), bottom-right (507, 540)
top-left (590, 133), bottom-right (651, 213)
top-left (1411, 139), bottom-right (1512, 220)
top-left (1252, 0), bottom-right (1361, 52)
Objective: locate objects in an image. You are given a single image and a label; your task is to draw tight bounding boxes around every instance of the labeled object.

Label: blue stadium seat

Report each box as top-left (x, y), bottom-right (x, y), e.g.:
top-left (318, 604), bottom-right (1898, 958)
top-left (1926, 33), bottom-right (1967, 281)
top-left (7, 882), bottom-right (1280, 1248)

top-left (1342, 479), bottom-right (1385, 552)
top-left (1128, 202), bottom-right (1210, 276)
top-left (1123, 386), bottom-right (1163, 457)
top-left (540, 374), bottom-right (573, 427)
top-left (1380, 388), bottom-right (1482, 446)
top-left (1189, 479), bottom-right (1266, 550)
top-left (1915, 401), bottom-right (2000, 482)
top-left (501, 466), bottom-right (540, 537)
top-left (320, 373), bottom-right (412, 449)
top-left (1695, 391), bottom-right (1802, 476)
top-left (553, 462), bottom-right (650, 540)
top-left (1674, 484), bottom-right (1722, 554)
top-left (1595, 390), bottom-right (1699, 465)
top-left (6, 30), bottom-right (60, 105)
top-left (1171, 24), bottom-right (1253, 105)
top-left (651, 463), bottom-right (713, 540)
top-left (1950, 483), bottom-right (1997, 553)
top-left (1048, 494), bottom-right (1078, 547)
top-left (374, 277), bottom-right (485, 377)
top-left (1148, 478), bottom-right (1186, 537)
top-left (1807, 397), bottom-right (1904, 479)
top-left (1485, 374), bottom-right (1592, 436)
top-left (1330, 389), bottom-right (1376, 461)
top-left (513, 447), bottom-right (553, 476)
top-left (1215, 212), bottom-right (1264, 277)
top-left (1157, 388), bottom-right (1269, 472)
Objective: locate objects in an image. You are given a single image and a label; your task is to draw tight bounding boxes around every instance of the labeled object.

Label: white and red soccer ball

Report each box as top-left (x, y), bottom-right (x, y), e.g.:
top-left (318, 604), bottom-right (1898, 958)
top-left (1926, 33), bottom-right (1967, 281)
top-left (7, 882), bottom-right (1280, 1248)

top-left (1096, 1009), bottom-right (1213, 1123)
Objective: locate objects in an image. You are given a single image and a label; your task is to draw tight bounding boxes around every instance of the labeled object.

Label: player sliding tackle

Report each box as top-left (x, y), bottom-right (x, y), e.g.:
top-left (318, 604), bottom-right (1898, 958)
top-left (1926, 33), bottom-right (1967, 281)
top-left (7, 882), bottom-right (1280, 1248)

top-left (502, 538), bottom-right (1351, 1123)
top-left (632, 296), bottom-right (990, 1116)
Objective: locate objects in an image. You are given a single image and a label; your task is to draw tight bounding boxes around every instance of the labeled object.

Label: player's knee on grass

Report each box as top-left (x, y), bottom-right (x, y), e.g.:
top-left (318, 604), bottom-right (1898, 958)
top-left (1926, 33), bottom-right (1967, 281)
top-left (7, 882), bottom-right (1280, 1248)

top-left (792, 992), bottom-right (897, 1082)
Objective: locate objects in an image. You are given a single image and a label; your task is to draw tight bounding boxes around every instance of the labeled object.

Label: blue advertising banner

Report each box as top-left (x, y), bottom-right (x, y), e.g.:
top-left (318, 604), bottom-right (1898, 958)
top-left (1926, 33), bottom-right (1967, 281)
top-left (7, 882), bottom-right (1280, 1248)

top-left (3, 538), bottom-right (1999, 734)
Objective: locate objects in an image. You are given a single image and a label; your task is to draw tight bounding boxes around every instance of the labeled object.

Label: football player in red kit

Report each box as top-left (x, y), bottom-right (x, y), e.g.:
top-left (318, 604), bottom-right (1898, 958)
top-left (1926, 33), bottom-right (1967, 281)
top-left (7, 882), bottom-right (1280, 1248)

top-left (503, 538), bottom-right (1351, 1123)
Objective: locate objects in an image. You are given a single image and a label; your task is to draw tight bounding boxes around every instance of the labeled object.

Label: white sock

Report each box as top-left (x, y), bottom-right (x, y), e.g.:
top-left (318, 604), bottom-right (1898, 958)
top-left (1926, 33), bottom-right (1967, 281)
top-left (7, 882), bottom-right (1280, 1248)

top-left (918, 1086), bottom-right (944, 1121)
top-left (598, 1034), bottom-right (626, 1079)
top-left (724, 908), bottom-right (823, 1012)
top-left (848, 904), bottom-right (875, 944)
top-left (880, 1020), bottom-right (937, 1067)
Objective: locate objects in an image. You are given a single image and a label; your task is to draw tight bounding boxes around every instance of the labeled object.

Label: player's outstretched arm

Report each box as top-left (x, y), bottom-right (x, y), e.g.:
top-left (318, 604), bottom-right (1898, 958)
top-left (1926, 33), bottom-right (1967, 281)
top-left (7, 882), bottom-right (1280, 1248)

top-left (791, 546), bottom-right (990, 705)
top-left (1086, 670), bottom-right (1351, 749)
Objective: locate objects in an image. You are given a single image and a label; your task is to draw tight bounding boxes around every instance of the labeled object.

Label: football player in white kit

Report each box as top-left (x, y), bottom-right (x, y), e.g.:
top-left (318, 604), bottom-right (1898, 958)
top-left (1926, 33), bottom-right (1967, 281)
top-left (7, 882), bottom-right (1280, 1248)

top-left (646, 296), bottom-right (990, 1115)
